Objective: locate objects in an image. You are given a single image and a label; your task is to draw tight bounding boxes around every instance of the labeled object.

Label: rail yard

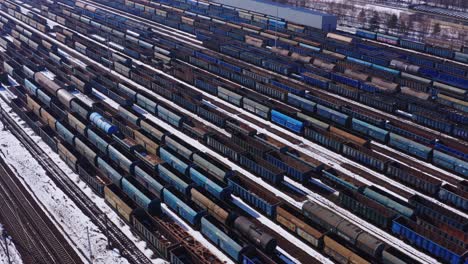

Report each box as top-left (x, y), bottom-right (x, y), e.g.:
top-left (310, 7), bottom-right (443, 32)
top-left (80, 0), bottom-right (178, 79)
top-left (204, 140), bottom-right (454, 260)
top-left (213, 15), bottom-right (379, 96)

top-left (0, 0), bottom-right (467, 263)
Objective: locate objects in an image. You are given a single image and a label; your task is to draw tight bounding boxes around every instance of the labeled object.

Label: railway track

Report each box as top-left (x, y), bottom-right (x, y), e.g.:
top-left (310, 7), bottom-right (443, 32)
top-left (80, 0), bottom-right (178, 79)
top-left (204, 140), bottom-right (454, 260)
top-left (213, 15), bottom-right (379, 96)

top-left (83, 0), bottom-right (467, 147)
top-left (0, 2), bottom-right (458, 261)
top-left (16, 5), bottom-right (452, 261)
top-left (0, 101), bottom-right (153, 264)
top-left (371, 144), bottom-right (462, 186)
top-left (0, 124), bottom-right (82, 264)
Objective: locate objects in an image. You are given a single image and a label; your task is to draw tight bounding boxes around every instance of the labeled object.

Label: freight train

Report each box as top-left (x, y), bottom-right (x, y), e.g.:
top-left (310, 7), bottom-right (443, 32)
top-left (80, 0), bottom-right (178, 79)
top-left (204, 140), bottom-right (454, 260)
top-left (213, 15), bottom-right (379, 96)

top-left (2, 0), bottom-right (459, 209)
top-left (98, 0), bottom-right (468, 92)
top-left (4, 95), bottom-right (235, 264)
top-left (55, 6), bottom-right (468, 180)
top-left (19, 0), bottom-right (468, 205)
top-left (33, 0), bottom-right (468, 179)
top-left (1, 1), bottom-right (467, 264)
top-left (69, 0), bottom-right (468, 101)
top-left (1, 33), bottom-right (283, 263)
top-left (67, 0), bottom-right (468, 161)
top-left (355, 29), bottom-right (468, 64)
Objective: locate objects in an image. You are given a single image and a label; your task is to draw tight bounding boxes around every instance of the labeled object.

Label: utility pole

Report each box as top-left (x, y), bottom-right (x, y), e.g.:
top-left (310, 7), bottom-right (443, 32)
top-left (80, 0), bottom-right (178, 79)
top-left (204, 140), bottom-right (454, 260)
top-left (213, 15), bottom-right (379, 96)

top-left (104, 214), bottom-right (110, 249)
top-left (87, 226), bottom-right (93, 262)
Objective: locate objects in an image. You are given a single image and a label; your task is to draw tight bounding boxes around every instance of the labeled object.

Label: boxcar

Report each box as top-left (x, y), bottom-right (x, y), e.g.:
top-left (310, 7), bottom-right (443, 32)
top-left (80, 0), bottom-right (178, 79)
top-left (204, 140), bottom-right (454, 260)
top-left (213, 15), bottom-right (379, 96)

top-left (339, 189), bottom-right (397, 229)
top-left (351, 118), bottom-right (389, 142)
top-left (270, 109), bottom-right (304, 133)
top-left (121, 178), bottom-right (161, 216)
top-left (388, 133), bottom-right (432, 160)
top-left (432, 150), bottom-right (468, 178)
top-left (191, 152), bottom-right (234, 182)
top-left (200, 216), bottom-right (249, 262)
top-left (158, 163), bottom-right (192, 197)
top-left (133, 166), bottom-right (164, 199)
top-left (162, 188), bottom-right (205, 227)
top-left (316, 104), bottom-right (349, 126)
top-left (189, 167), bottom-right (231, 200)
top-left (276, 204), bottom-right (324, 248)
top-left (104, 184), bottom-right (134, 222)
top-left (323, 235), bottom-right (370, 264)
top-left (362, 186), bottom-right (414, 218)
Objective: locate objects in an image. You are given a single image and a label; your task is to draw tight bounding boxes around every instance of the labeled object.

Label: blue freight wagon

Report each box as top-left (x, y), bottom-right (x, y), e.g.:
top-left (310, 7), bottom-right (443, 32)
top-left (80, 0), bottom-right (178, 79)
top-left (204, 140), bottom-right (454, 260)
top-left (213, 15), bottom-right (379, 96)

top-left (162, 188), bottom-right (205, 227)
top-left (121, 178), bottom-right (161, 216)
top-left (227, 174), bottom-right (281, 218)
top-left (392, 217), bottom-right (467, 264)
top-left (351, 118), bottom-right (389, 142)
top-left (200, 217), bottom-right (249, 262)
top-left (270, 109), bottom-right (304, 133)
top-left (189, 167), bottom-right (231, 200)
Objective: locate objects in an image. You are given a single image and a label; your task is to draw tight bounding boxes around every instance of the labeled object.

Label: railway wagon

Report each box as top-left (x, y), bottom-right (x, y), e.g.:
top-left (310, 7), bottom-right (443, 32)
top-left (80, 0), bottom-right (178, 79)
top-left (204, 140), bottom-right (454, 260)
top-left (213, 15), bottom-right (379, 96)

top-left (385, 162), bottom-right (442, 195)
top-left (432, 150), bottom-right (468, 178)
top-left (4, 2), bottom-right (468, 264)
top-left (302, 201), bottom-right (385, 259)
top-left (105, 183), bottom-right (135, 222)
top-left (438, 184), bottom-right (468, 211)
top-left (162, 188), bottom-right (205, 227)
top-left (338, 189), bottom-right (398, 229)
top-left (77, 163), bottom-right (108, 196)
top-left (200, 215), bottom-right (251, 263)
top-left (191, 151), bottom-right (235, 182)
top-left (323, 235), bottom-right (371, 264)
top-left (392, 217), bottom-right (468, 264)
top-left (321, 168), bottom-right (366, 192)
top-left (342, 143), bottom-right (390, 172)
top-left (265, 151), bottom-right (315, 182)
top-left (227, 173), bottom-right (282, 218)
top-left (408, 195), bottom-right (468, 232)
top-left (131, 208), bottom-right (180, 259)
top-left (276, 204), bottom-right (324, 248)
top-left (239, 153), bottom-right (285, 185)
top-left (362, 186), bottom-right (414, 218)
top-left (189, 166), bottom-right (231, 200)
top-left (57, 141), bottom-right (78, 172)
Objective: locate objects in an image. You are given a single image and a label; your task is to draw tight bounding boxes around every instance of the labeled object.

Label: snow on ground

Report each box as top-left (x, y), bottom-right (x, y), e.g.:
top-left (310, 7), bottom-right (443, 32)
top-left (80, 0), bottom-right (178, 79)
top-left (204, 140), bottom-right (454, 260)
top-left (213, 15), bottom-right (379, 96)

top-left (0, 224), bottom-right (23, 264)
top-left (360, 4), bottom-right (409, 16)
top-left (0, 96), bottom-right (166, 264)
top-left (75, 24), bottom-right (443, 261)
top-left (3, 6), bottom-right (446, 263)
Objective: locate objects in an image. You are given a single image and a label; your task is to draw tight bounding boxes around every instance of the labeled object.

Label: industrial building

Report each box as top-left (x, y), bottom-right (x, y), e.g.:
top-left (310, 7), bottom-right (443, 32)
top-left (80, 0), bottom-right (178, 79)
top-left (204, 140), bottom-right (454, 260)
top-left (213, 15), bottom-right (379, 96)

top-left (212, 0), bottom-right (337, 31)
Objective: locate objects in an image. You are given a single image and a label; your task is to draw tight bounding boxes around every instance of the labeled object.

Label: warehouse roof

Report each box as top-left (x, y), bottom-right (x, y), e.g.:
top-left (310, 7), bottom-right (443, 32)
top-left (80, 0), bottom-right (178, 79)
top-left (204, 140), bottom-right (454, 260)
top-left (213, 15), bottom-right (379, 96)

top-left (211, 0), bottom-right (337, 31)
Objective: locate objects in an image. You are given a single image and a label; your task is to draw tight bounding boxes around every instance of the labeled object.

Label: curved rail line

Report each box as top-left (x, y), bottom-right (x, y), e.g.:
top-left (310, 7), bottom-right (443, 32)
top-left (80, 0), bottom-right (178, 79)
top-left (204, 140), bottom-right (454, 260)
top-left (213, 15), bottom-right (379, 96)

top-left (0, 101), bottom-right (153, 264)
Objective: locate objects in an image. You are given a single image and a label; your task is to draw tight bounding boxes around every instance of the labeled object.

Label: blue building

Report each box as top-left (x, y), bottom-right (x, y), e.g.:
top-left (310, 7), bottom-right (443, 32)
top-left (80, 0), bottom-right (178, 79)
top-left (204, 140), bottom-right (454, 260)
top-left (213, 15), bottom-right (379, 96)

top-left (212, 0), bottom-right (337, 31)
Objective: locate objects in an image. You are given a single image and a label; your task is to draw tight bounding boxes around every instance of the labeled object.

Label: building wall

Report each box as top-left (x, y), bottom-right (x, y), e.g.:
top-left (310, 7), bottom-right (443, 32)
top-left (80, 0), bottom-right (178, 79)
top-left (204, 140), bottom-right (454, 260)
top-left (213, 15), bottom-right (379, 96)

top-left (211, 0), bottom-right (337, 31)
